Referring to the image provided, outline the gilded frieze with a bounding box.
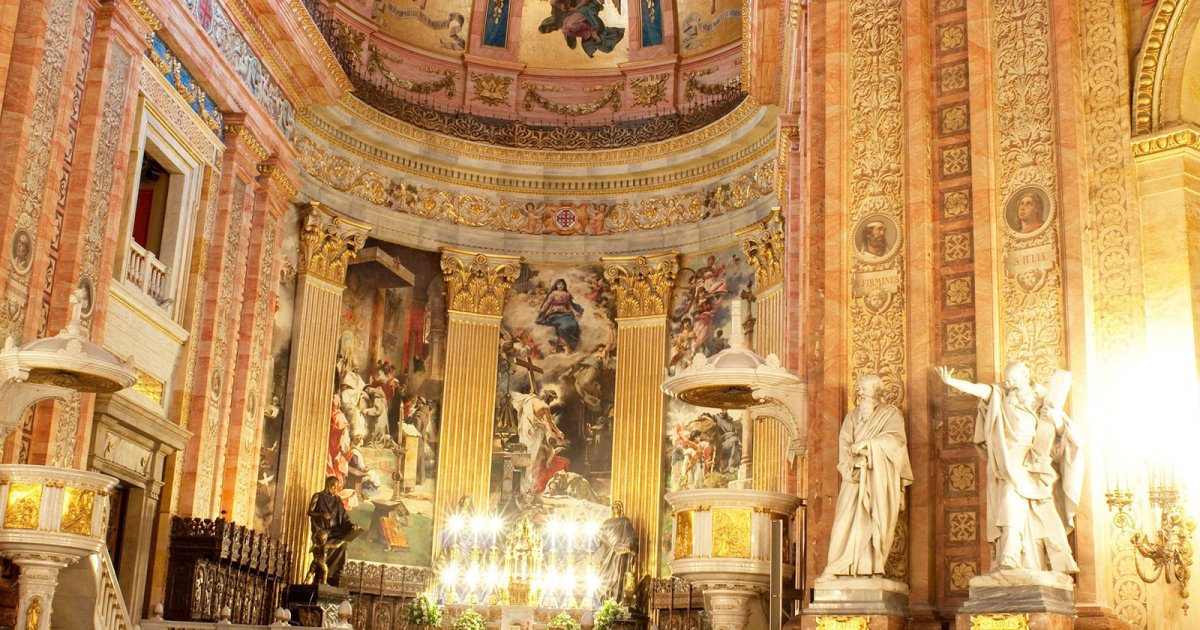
[991,0,1066,382]
[601,254,680,319]
[440,250,520,317]
[146,35,224,137]
[738,207,785,289]
[846,0,907,406]
[298,203,370,285]
[295,135,775,235]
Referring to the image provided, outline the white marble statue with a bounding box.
[822,374,913,577]
[936,362,1082,574]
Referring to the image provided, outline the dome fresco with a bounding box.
[315,0,747,148]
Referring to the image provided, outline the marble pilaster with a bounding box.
[275,202,368,583]
[601,252,678,578]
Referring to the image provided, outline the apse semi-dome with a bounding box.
[310,0,747,149]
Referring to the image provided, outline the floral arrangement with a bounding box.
[450,608,487,630]
[592,599,628,630]
[403,593,444,627]
[547,612,583,630]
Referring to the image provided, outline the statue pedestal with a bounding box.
[955,570,1075,630]
[285,584,349,627]
[801,576,909,629]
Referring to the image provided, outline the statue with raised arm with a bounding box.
[822,375,913,577]
[935,363,1082,574]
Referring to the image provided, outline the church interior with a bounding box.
[0,0,1197,628]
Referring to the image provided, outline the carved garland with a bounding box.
[601,255,679,319]
[522,82,624,116]
[684,69,742,101]
[367,46,458,98]
[991,0,1066,382]
[440,253,520,317]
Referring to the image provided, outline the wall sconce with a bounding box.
[1106,472,1197,614]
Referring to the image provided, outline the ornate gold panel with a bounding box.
[711,508,751,559]
[61,488,95,537]
[4,484,42,530]
[815,617,869,630]
[969,614,1029,630]
[675,511,693,559]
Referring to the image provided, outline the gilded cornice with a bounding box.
[1133,0,1188,135]
[297,202,369,284]
[601,253,680,319]
[219,0,308,108]
[225,124,270,162]
[325,94,770,168]
[257,163,299,197]
[283,0,354,95]
[440,250,522,317]
[737,207,785,290]
[127,0,162,32]
[1132,125,1200,157]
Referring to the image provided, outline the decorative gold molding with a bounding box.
[630,74,669,107]
[471,73,513,106]
[294,137,387,203]
[738,207,785,290]
[297,202,369,284]
[257,163,299,197]
[225,124,270,162]
[1132,125,1200,157]
[1133,0,1188,135]
[284,0,354,95]
[440,249,521,317]
[327,91,767,167]
[522,82,624,116]
[684,69,742,102]
[133,368,165,404]
[814,617,869,630]
[128,0,162,32]
[601,253,680,319]
[775,125,798,200]
[368,46,459,98]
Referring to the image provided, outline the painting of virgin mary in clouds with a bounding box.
[539,0,625,57]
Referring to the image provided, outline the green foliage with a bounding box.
[547,612,583,630]
[450,608,487,630]
[592,598,628,630]
[404,593,444,627]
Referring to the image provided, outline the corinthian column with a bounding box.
[431,249,521,543]
[601,253,678,577]
[738,209,790,492]
[275,203,368,582]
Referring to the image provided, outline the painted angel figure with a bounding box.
[935,363,1082,574]
[539,0,625,57]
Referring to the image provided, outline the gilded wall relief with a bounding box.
[332,244,446,567]
[990,0,1066,382]
[846,0,906,406]
[490,265,618,523]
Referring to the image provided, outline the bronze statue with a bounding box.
[597,500,637,604]
[307,476,362,586]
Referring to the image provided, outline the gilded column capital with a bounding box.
[297,202,369,285]
[601,253,680,319]
[738,208,785,290]
[440,249,522,317]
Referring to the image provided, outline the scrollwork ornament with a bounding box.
[439,252,520,317]
[738,208,785,290]
[298,203,369,284]
[601,254,679,319]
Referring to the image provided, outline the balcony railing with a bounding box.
[125,241,171,304]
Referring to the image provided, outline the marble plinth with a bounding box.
[805,576,910,617]
[954,612,1073,630]
[959,570,1075,617]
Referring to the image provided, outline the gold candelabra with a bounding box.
[1107,480,1197,614]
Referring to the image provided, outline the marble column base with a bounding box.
[805,575,910,617]
[956,569,1076,629]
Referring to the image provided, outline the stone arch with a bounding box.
[1133,0,1200,134]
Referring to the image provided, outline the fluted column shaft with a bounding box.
[275,203,368,583]
[431,250,521,545]
[602,253,679,577]
[739,211,789,492]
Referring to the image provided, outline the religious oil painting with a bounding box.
[660,245,753,571]
[490,265,618,524]
[330,242,447,567]
[853,214,898,261]
[1004,186,1052,237]
[538,0,626,57]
